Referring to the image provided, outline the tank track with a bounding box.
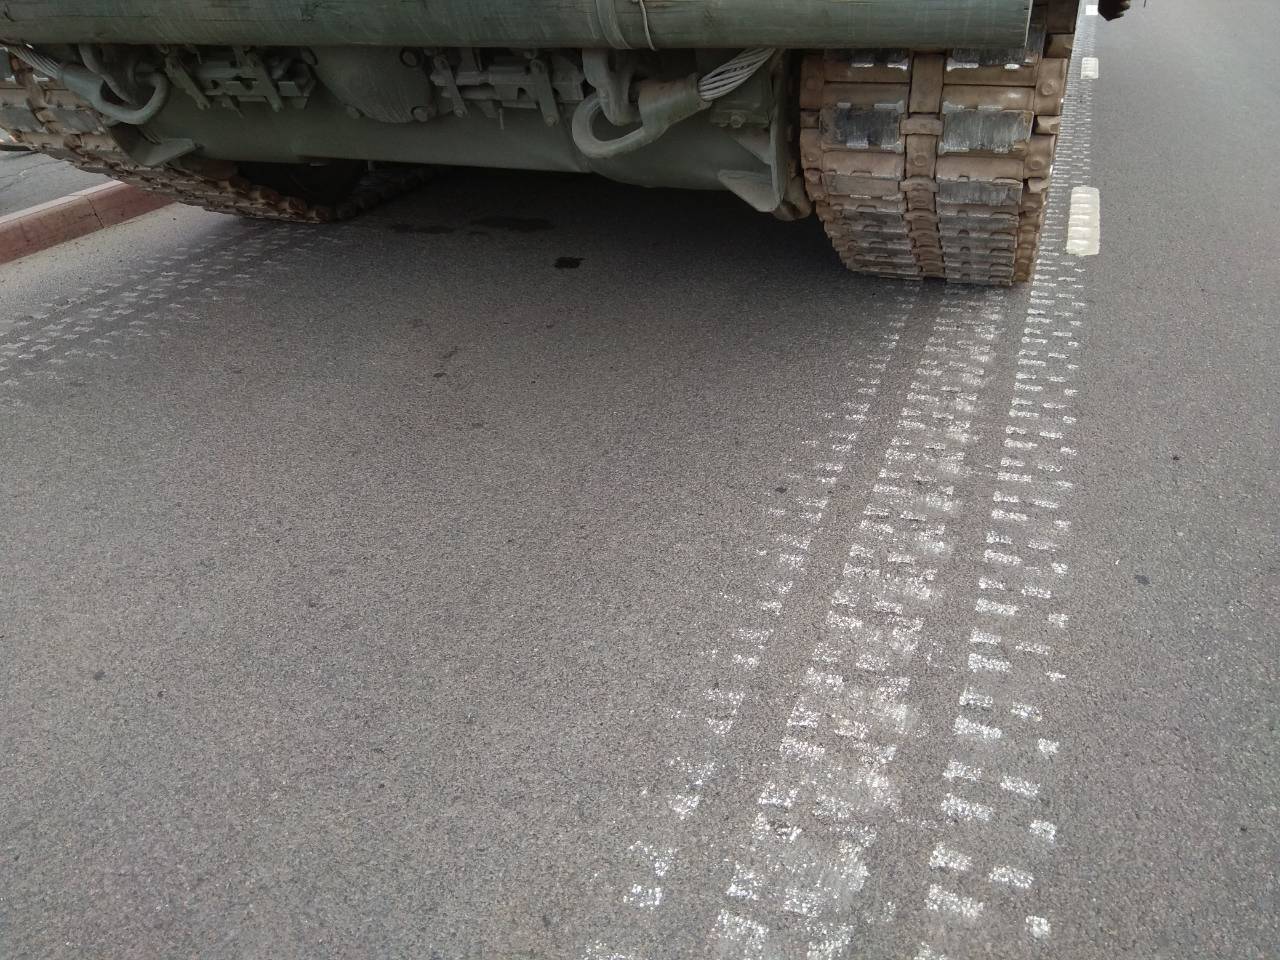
[800,0,1078,284]
[0,56,429,223]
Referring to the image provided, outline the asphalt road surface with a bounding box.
[1,3,1276,958]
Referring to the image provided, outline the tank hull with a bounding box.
[0,0,1090,286]
[143,89,752,195]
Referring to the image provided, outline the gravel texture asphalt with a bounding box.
[0,2,1275,958]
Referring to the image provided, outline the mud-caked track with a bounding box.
[800,0,1078,284]
[0,57,429,223]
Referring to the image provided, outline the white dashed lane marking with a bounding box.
[1066,187,1101,257]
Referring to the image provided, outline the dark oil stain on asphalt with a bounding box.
[555,257,583,270]
[390,223,456,235]
[471,216,553,233]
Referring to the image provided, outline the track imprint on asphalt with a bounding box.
[0,225,302,401]
[583,10,1099,959]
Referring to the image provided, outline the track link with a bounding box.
[800,0,1078,284]
[0,56,429,223]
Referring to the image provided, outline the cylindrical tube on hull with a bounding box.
[2,1,1032,50]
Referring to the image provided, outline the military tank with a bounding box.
[0,0,1128,284]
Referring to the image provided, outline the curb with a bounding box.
[0,181,172,265]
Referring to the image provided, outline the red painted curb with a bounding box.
[0,181,171,265]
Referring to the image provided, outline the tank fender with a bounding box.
[0,1,1034,50]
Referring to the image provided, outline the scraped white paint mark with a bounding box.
[1030,820,1057,843]
[582,942,642,960]
[1066,187,1101,256]
[714,910,768,950]
[989,865,1034,888]
[628,841,675,878]
[926,884,984,919]
[968,652,1011,674]
[940,793,992,822]
[958,688,994,711]
[1027,915,1052,939]
[975,597,1018,617]
[929,844,973,871]
[726,862,762,901]
[787,701,820,729]
[984,549,1022,566]
[758,780,798,809]
[779,736,824,761]
[1011,702,1043,722]
[943,759,982,781]
[623,884,664,909]
[1000,775,1040,799]
[1081,56,1099,79]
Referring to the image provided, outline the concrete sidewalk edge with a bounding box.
[0,181,172,266]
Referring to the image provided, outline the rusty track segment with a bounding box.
[800,0,1078,284]
[0,56,429,224]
